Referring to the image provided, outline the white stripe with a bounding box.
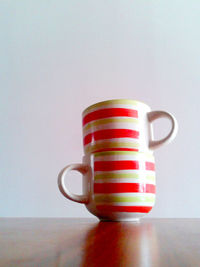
[94,154,154,162]
[145,170,156,175]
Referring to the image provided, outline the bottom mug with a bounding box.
[58,151,156,221]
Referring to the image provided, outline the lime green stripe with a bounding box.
[94,173,155,181]
[83,118,139,132]
[83,99,142,115]
[94,195,155,203]
[85,142,140,153]
[94,150,154,159]
[145,175,156,182]
[95,173,140,179]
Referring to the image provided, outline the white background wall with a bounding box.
[1,0,200,217]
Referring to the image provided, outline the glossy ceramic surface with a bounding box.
[82,99,178,154]
[58,151,156,221]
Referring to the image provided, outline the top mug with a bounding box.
[82,99,178,154]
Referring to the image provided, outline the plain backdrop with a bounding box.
[1,0,200,217]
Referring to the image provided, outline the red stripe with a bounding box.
[94,183,156,194]
[94,148,139,153]
[94,160,139,171]
[145,162,155,171]
[83,108,138,126]
[84,129,139,146]
[96,205,153,213]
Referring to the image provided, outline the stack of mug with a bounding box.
[58,99,178,221]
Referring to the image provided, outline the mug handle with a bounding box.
[148,110,178,150]
[58,163,91,204]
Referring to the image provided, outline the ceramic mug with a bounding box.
[82,99,178,154]
[58,151,156,221]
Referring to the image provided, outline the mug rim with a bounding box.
[83,150,154,161]
[82,99,150,116]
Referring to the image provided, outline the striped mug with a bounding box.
[58,151,156,221]
[82,99,178,154]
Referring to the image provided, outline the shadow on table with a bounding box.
[80,221,160,267]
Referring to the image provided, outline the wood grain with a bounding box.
[0,218,199,267]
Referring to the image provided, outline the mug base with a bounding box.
[85,205,149,222]
[99,217,140,222]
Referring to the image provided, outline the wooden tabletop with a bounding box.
[0,218,199,267]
